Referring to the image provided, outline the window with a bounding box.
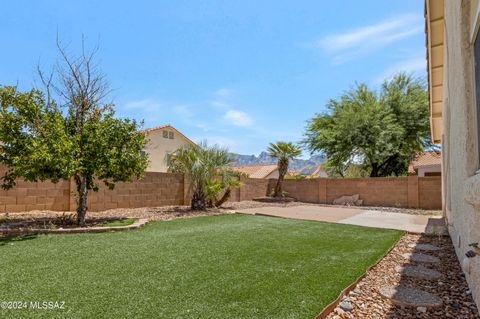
[162,130,168,138]
[475,29,480,166]
[166,152,172,166]
[168,131,174,139]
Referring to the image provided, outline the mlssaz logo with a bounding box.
[30,301,65,310]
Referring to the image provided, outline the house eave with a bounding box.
[425,0,445,144]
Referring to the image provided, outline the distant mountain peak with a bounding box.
[229,152,325,175]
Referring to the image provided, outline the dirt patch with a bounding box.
[0,206,231,228]
[0,215,135,231]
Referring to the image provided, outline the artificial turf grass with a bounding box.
[0,214,402,319]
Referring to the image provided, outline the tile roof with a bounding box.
[141,124,196,146]
[408,151,441,173]
[229,164,278,179]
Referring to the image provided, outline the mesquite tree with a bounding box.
[303,73,432,177]
[0,41,148,225]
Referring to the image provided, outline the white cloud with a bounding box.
[223,110,253,127]
[213,88,234,99]
[317,14,423,64]
[374,57,426,84]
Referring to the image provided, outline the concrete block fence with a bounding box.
[0,165,442,213]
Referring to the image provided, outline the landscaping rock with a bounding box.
[417,306,427,313]
[378,285,443,307]
[408,243,441,251]
[339,300,353,312]
[401,252,440,264]
[395,265,442,280]
[332,194,361,206]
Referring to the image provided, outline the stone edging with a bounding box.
[0,218,149,237]
[314,232,404,319]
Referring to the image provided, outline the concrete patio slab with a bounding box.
[236,205,445,234]
[237,205,365,222]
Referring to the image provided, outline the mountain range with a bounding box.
[229,152,326,175]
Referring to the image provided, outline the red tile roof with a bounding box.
[408,151,441,173]
[229,164,278,179]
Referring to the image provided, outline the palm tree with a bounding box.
[168,142,235,210]
[267,141,302,197]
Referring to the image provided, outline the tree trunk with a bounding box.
[370,163,379,177]
[273,159,288,197]
[215,188,231,207]
[191,189,207,210]
[76,175,88,226]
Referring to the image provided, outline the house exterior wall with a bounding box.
[440,0,480,307]
[144,128,193,172]
[417,164,441,177]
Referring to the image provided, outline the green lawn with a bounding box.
[0,214,402,319]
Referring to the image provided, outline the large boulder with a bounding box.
[332,194,363,206]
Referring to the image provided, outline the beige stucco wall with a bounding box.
[144,128,194,172]
[417,164,441,177]
[442,0,480,307]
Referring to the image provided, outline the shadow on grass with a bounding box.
[0,234,38,246]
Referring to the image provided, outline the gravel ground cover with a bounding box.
[326,233,479,319]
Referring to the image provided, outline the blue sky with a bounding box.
[1,1,426,156]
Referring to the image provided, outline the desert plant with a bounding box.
[212,170,242,207]
[267,141,302,197]
[168,142,238,210]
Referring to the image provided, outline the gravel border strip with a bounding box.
[325,234,479,318]
[0,218,149,237]
[314,232,403,319]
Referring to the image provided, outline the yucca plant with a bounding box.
[267,141,302,197]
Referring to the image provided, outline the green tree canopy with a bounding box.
[0,43,148,225]
[303,73,432,177]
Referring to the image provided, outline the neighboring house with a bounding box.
[142,125,196,172]
[425,0,480,306]
[408,152,442,177]
[229,164,279,179]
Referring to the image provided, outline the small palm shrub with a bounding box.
[168,142,240,210]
